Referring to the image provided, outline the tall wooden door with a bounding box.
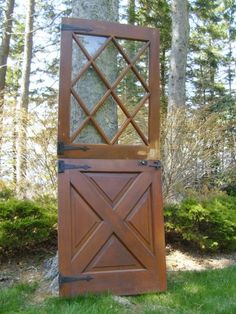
[58,18,166,296]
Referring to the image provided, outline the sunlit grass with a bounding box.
[0,266,236,314]
[135,266,236,314]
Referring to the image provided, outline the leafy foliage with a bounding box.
[165,193,236,252]
[0,198,57,253]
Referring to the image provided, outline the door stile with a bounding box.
[149,30,161,160]
[58,29,72,146]
[58,170,72,297]
[152,169,167,291]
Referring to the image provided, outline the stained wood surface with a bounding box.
[57,19,166,297]
[58,159,166,296]
[58,18,160,159]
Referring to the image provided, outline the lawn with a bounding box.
[0,266,236,314]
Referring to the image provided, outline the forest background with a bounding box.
[0,0,235,254]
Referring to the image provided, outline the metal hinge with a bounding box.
[58,160,91,173]
[138,160,161,169]
[61,24,93,32]
[59,274,93,286]
[57,142,90,155]
[149,160,161,169]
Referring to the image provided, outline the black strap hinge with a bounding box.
[59,274,93,285]
[57,142,90,155]
[58,160,91,173]
[61,24,93,32]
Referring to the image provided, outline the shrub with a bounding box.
[223,183,236,197]
[0,199,57,253]
[165,194,236,252]
[0,180,15,200]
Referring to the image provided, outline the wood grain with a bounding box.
[58,159,166,296]
[58,18,160,159]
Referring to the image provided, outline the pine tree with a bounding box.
[135,0,171,113]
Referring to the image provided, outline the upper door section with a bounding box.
[58,18,160,159]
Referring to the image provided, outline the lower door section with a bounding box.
[58,159,166,296]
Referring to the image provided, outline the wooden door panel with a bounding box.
[58,18,160,160]
[58,159,166,296]
[70,169,156,268]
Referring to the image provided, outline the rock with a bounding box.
[44,252,58,280]
[49,274,59,295]
[44,252,59,294]
[112,296,132,307]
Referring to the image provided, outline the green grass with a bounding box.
[1,266,236,314]
[135,266,236,314]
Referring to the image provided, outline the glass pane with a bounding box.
[69,36,150,147]
[133,100,149,140]
[93,95,119,141]
[76,35,108,56]
[117,106,127,129]
[71,39,88,81]
[95,41,128,84]
[73,121,104,144]
[115,69,147,114]
[117,123,143,145]
[116,39,147,60]
[70,94,87,136]
[135,48,149,84]
[73,66,107,112]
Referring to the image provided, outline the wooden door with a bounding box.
[58,18,160,160]
[58,159,166,296]
[57,18,166,296]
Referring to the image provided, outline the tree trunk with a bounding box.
[0,0,15,174]
[16,0,35,198]
[160,48,168,115]
[72,0,119,21]
[168,0,189,109]
[71,0,119,144]
[163,0,189,201]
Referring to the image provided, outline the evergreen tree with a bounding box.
[135,0,171,113]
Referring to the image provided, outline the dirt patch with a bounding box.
[0,253,52,289]
[166,246,236,271]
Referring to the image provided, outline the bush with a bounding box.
[223,183,236,197]
[0,180,15,200]
[165,193,236,252]
[0,199,57,253]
